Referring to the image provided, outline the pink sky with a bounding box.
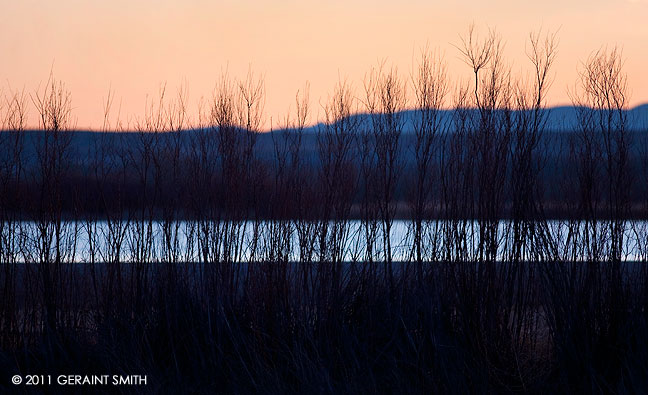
[1,0,646,130]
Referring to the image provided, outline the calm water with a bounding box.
[3,220,648,263]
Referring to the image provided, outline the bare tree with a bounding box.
[571,47,629,263]
[364,63,407,286]
[316,79,359,298]
[0,87,27,346]
[458,25,511,262]
[509,30,558,262]
[157,84,188,265]
[441,83,474,263]
[237,69,265,263]
[410,46,448,271]
[266,84,310,264]
[29,73,76,332]
[91,89,131,316]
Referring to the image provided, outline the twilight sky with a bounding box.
[1,0,646,130]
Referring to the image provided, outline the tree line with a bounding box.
[1,26,648,393]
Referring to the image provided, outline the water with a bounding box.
[2,219,647,263]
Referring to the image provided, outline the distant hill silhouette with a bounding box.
[6,104,648,165]
[8,104,648,137]
[301,104,648,134]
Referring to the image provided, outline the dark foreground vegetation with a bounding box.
[1,26,648,393]
[3,260,648,393]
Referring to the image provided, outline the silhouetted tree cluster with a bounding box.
[1,27,648,393]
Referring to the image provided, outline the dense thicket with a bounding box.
[1,28,648,393]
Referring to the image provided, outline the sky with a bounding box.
[1,0,647,130]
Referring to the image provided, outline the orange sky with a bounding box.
[1,0,646,130]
